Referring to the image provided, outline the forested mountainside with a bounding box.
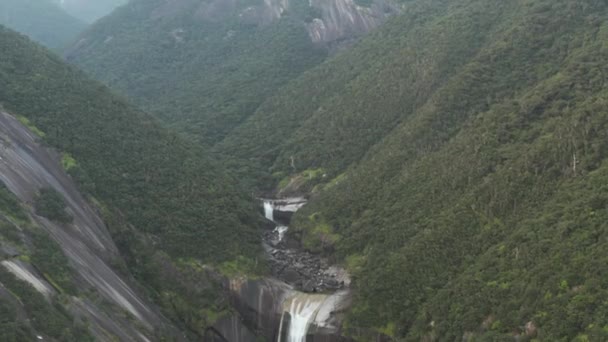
[0,0,85,50]
[51,0,127,23]
[0,26,265,339]
[52,0,608,340]
[224,0,607,339]
[65,0,399,146]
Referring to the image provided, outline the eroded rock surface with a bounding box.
[226,277,352,341]
[150,0,399,44]
[261,198,351,293]
[0,111,183,341]
[306,0,400,43]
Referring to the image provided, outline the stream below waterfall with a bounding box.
[260,199,351,342]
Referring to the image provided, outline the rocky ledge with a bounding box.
[261,198,350,293]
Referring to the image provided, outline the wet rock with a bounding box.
[211,314,258,342]
[281,269,302,284]
[0,243,19,258]
[303,280,316,293]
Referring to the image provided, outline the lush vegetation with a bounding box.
[34,187,73,224]
[0,25,262,263]
[0,184,93,340]
[265,0,608,340]
[0,25,265,337]
[66,0,327,146]
[0,0,85,50]
[0,267,93,341]
[6,0,608,339]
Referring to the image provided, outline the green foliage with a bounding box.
[0,25,262,263]
[0,267,93,340]
[222,0,608,339]
[16,0,608,339]
[67,0,327,147]
[61,153,78,171]
[30,229,77,295]
[0,25,266,337]
[0,0,85,50]
[276,168,328,194]
[34,188,72,224]
[299,213,341,254]
[217,255,264,278]
[16,116,45,138]
[0,183,27,223]
[0,300,33,341]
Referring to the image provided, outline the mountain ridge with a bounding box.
[65,0,401,147]
[0,24,264,339]
[0,0,86,50]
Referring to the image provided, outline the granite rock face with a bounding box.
[0,110,183,341]
[306,0,400,43]
[151,0,399,44]
[224,277,353,342]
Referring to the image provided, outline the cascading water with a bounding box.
[278,293,328,342]
[275,226,288,242]
[259,197,350,341]
[264,201,274,221]
[265,201,289,244]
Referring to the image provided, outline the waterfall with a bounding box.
[275,226,288,242]
[264,201,274,221]
[278,294,327,342]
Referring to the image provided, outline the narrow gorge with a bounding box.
[212,198,353,342]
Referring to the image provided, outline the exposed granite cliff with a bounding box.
[306,0,400,43]
[0,110,183,341]
[150,0,399,44]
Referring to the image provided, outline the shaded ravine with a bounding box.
[261,198,351,342]
[262,198,350,293]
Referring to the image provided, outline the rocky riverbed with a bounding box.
[261,199,350,293]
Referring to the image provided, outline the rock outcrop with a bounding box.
[306,0,400,43]
[225,277,353,341]
[152,0,399,44]
[0,110,183,341]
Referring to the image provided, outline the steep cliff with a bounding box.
[306,0,399,44]
[0,110,183,340]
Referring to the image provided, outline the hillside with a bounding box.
[0,0,86,50]
[0,25,265,339]
[65,0,399,146]
[220,0,608,339]
[58,0,608,339]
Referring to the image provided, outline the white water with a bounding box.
[275,226,289,242]
[264,201,274,221]
[278,294,327,342]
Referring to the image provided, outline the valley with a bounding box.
[1,0,608,341]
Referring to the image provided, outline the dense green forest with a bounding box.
[7,0,608,339]
[0,25,266,337]
[0,0,85,50]
[66,0,327,146]
[269,0,608,340]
